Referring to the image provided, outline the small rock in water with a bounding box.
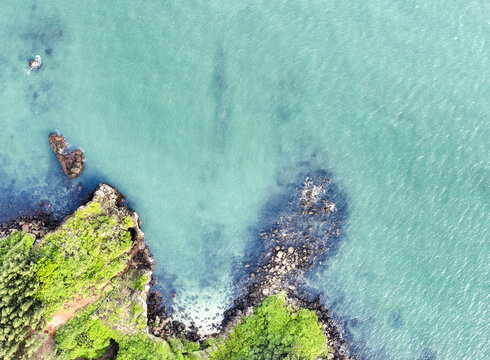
[49,133,84,178]
[29,55,42,72]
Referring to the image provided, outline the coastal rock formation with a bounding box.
[221,175,353,360]
[147,287,200,342]
[1,182,353,359]
[29,55,42,72]
[49,133,84,178]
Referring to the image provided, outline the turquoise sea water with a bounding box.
[0,1,488,358]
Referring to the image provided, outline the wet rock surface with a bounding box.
[221,175,354,360]
[49,133,84,178]
[147,174,354,358]
[0,200,58,240]
[147,288,200,343]
[29,55,42,72]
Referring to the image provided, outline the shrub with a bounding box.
[55,304,175,360]
[210,293,327,360]
[117,335,173,360]
[35,202,134,314]
[55,313,116,360]
[132,274,148,291]
[0,232,45,360]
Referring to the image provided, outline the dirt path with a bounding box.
[33,295,100,360]
[48,295,99,334]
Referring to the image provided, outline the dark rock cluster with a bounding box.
[147,288,200,342]
[221,176,353,360]
[0,200,58,240]
[49,133,84,179]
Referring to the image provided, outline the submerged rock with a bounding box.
[29,55,42,72]
[49,133,84,178]
[1,181,353,359]
[221,175,353,359]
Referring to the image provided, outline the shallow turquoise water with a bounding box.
[0,1,488,358]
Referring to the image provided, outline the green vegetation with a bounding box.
[35,202,134,315]
[132,274,148,291]
[116,336,172,360]
[55,314,116,360]
[0,232,45,360]
[54,292,328,360]
[0,189,330,360]
[0,194,139,359]
[54,265,175,360]
[55,299,180,360]
[210,293,327,360]
[92,271,148,334]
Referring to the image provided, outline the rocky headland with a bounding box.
[219,175,353,360]
[148,175,354,359]
[0,181,354,359]
[0,184,155,359]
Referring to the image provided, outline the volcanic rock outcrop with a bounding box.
[49,133,84,178]
[222,175,353,359]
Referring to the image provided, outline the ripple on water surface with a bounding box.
[0,1,488,359]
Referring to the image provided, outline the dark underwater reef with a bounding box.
[147,170,355,359]
[0,183,343,359]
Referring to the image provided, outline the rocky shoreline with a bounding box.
[0,201,58,241]
[1,180,354,359]
[147,175,354,359]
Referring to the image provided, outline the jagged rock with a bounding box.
[49,133,84,178]
[218,176,352,360]
[29,55,42,72]
[0,213,55,240]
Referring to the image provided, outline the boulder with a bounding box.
[49,133,84,178]
[29,55,42,72]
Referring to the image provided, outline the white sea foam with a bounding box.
[171,285,233,335]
